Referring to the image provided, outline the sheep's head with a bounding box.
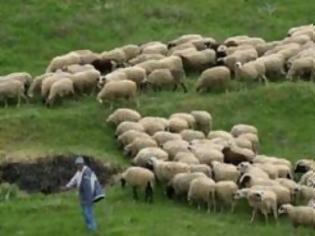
[165,183,175,199]
[294,159,315,173]
[238,173,252,188]
[233,189,248,200]
[237,162,251,173]
[278,204,292,215]
[235,62,242,69]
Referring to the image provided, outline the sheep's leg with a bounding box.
[273,206,278,224]
[207,199,211,214]
[180,82,188,93]
[132,187,138,200]
[135,97,140,108]
[262,75,269,86]
[250,208,257,223]
[263,211,268,224]
[145,182,153,203]
[212,192,216,212]
[230,201,236,213]
[4,99,8,108]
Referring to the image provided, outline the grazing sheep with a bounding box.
[117,66,147,87]
[188,176,216,212]
[98,71,127,87]
[97,80,138,108]
[238,173,277,189]
[147,157,190,183]
[120,166,155,202]
[117,130,151,147]
[139,117,168,135]
[168,34,203,47]
[253,163,293,180]
[46,52,81,72]
[1,72,33,90]
[136,60,163,75]
[190,164,212,177]
[286,57,315,81]
[256,54,286,79]
[295,185,315,204]
[180,129,205,143]
[276,178,299,201]
[299,170,315,186]
[170,113,196,129]
[124,137,157,158]
[129,54,165,65]
[115,121,144,136]
[0,80,27,107]
[234,136,253,150]
[278,204,315,229]
[91,58,116,74]
[141,42,168,55]
[27,73,53,98]
[70,69,101,95]
[41,72,71,99]
[215,181,238,212]
[222,146,255,165]
[294,159,315,174]
[132,147,169,167]
[46,78,75,106]
[196,66,231,93]
[145,68,187,92]
[106,108,142,126]
[191,147,224,165]
[238,133,259,153]
[174,152,200,165]
[152,131,182,146]
[166,172,207,200]
[254,155,292,170]
[208,130,234,142]
[162,139,190,159]
[235,61,268,84]
[180,49,216,72]
[101,48,127,66]
[230,124,258,137]
[238,162,269,179]
[121,44,141,61]
[211,161,240,183]
[71,49,100,64]
[190,110,212,134]
[168,117,190,133]
[63,64,95,74]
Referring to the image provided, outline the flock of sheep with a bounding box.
[110,108,315,231]
[2,24,315,107]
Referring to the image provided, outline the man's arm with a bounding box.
[63,172,79,190]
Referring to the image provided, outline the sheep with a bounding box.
[117,130,151,148]
[46,52,81,72]
[97,80,137,108]
[136,60,163,75]
[145,68,187,92]
[295,185,315,204]
[159,56,185,78]
[222,146,255,165]
[120,166,155,202]
[180,49,216,72]
[180,129,205,143]
[46,78,75,106]
[208,130,234,142]
[190,110,212,134]
[1,72,33,90]
[115,121,145,136]
[211,161,240,183]
[132,147,169,167]
[91,58,116,74]
[234,136,253,150]
[98,71,127,87]
[116,66,147,87]
[168,34,203,47]
[275,178,299,201]
[106,108,142,126]
[215,181,238,212]
[27,73,53,98]
[124,137,157,158]
[299,170,315,186]
[121,44,141,61]
[254,163,293,180]
[170,113,196,129]
[286,57,315,81]
[41,72,72,99]
[190,164,212,177]
[238,173,278,189]
[63,64,95,74]
[235,61,268,84]
[238,162,269,178]
[101,48,127,66]
[141,42,168,55]
[196,66,231,93]
[147,157,190,183]
[191,147,224,165]
[70,69,101,95]
[166,172,207,200]
[187,176,216,212]
[139,117,168,135]
[168,117,190,133]
[256,54,286,79]
[71,49,100,65]
[129,54,165,65]
[253,155,292,170]
[162,139,190,159]
[174,152,200,165]
[288,24,315,36]
[0,80,28,107]
[152,131,182,146]
[278,204,315,229]
[238,133,259,153]
[294,159,315,174]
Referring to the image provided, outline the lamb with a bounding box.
[106,108,142,126]
[190,110,212,134]
[211,161,240,183]
[46,78,75,106]
[124,137,157,157]
[235,61,268,84]
[174,152,200,165]
[97,80,137,108]
[286,57,315,81]
[120,166,155,202]
[152,131,182,146]
[180,49,216,72]
[145,68,187,92]
[162,139,190,159]
[117,130,151,148]
[278,204,315,229]
[46,52,81,72]
[196,66,231,93]
[115,121,145,136]
[147,157,190,183]
[187,176,216,212]
[132,147,169,167]
[180,129,205,143]
[70,69,101,95]
[139,117,168,135]
[0,80,28,107]
[166,172,207,200]
[215,181,238,212]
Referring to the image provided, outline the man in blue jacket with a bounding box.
[64,156,105,232]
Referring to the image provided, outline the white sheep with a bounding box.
[0,80,27,107]
[162,139,190,159]
[180,129,205,143]
[190,110,212,135]
[211,161,240,183]
[132,147,169,167]
[106,108,142,126]
[152,131,182,146]
[174,152,200,165]
[235,61,268,84]
[46,78,75,106]
[215,181,238,212]
[180,49,216,72]
[115,121,145,136]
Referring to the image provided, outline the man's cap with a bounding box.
[75,156,85,165]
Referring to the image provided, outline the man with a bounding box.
[63,156,105,232]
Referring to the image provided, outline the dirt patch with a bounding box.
[0,154,121,194]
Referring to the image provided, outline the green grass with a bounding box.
[1,0,315,235]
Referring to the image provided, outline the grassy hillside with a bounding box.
[1,0,315,235]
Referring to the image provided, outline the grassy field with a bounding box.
[1,0,315,235]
